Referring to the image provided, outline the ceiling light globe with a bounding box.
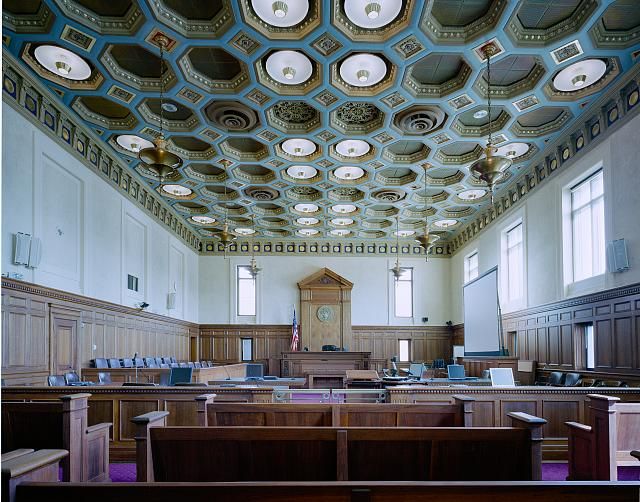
[473,109,488,119]
[572,74,587,87]
[365,2,381,19]
[55,61,71,75]
[357,69,370,82]
[282,66,296,80]
[161,102,178,113]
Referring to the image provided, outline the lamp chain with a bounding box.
[486,47,492,146]
[159,43,165,137]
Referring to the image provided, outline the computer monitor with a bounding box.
[245,363,264,378]
[408,363,424,378]
[447,364,465,379]
[489,368,515,387]
[169,367,193,385]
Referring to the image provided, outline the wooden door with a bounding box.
[50,307,80,374]
[190,336,198,362]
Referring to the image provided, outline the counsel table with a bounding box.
[81,363,250,384]
[207,377,306,387]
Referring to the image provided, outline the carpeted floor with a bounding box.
[107,462,640,482]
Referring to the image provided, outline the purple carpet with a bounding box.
[107,462,640,482]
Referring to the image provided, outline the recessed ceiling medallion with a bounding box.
[344,0,402,29]
[553,59,607,91]
[251,0,310,27]
[266,50,313,85]
[339,53,387,87]
[34,45,91,80]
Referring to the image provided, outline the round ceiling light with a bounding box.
[251,0,309,27]
[281,138,317,156]
[433,219,457,228]
[161,184,192,196]
[330,229,351,237]
[331,204,357,214]
[286,165,318,179]
[191,216,216,225]
[331,217,354,226]
[495,142,530,159]
[473,109,488,119]
[335,139,370,157]
[34,45,92,80]
[297,217,319,225]
[161,102,178,113]
[234,227,255,235]
[339,53,387,87]
[298,228,319,236]
[265,50,313,85]
[395,230,415,237]
[553,59,607,92]
[294,203,319,213]
[333,166,365,180]
[458,189,486,201]
[344,0,402,28]
[116,134,154,153]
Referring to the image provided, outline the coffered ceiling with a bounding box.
[3,0,640,249]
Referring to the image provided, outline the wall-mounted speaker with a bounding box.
[167,292,176,310]
[13,233,31,265]
[27,237,42,268]
[608,238,630,273]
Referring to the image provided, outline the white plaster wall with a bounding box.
[450,113,640,323]
[198,254,452,326]
[1,105,199,322]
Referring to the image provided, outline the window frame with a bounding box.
[398,339,411,362]
[499,212,527,312]
[241,337,253,362]
[393,266,414,319]
[236,264,257,319]
[464,251,479,284]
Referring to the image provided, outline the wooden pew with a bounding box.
[2,449,68,502]
[16,482,639,502]
[145,414,545,482]
[566,393,640,480]
[1,393,111,482]
[195,395,474,427]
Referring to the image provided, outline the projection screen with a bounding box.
[463,266,501,355]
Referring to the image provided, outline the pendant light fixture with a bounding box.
[217,183,237,255]
[390,215,403,281]
[138,36,183,181]
[469,45,512,203]
[248,215,261,278]
[415,165,439,260]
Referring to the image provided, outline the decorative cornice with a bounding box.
[1,278,198,328]
[2,49,202,252]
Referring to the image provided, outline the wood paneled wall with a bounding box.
[1,279,196,385]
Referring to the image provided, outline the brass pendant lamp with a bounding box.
[415,165,439,260]
[469,45,512,203]
[248,215,261,278]
[138,36,183,180]
[390,215,403,281]
[217,183,237,254]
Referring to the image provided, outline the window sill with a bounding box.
[565,273,606,298]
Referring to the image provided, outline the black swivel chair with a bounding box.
[178,362,188,368]
[169,367,193,385]
[47,375,66,386]
[186,362,195,368]
[162,357,172,365]
[121,358,133,368]
[547,371,565,386]
[97,372,112,384]
[194,362,202,368]
[155,357,164,367]
[64,371,80,385]
[108,358,121,368]
[133,357,144,368]
[144,357,157,368]
[92,358,109,369]
[563,372,581,387]
[433,359,446,369]
[169,363,179,368]
[170,357,177,363]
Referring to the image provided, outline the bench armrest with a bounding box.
[195,394,217,426]
[566,421,592,433]
[132,411,169,482]
[1,449,68,478]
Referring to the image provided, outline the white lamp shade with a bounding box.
[34,45,92,80]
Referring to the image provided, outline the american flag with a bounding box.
[290,308,299,351]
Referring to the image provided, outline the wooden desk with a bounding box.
[207,378,306,388]
[280,352,370,379]
[462,356,519,377]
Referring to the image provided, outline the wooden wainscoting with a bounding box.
[1,279,196,385]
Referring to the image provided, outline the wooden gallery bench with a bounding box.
[566,393,640,480]
[2,449,68,502]
[137,413,546,482]
[15,481,639,502]
[195,395,475,427]
[1,393,111,482]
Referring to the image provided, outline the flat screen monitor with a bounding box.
[447,364,465,379]
[245,363,264,378]
[408,363,424,378]
[169,367,193,385]
[490,368,515,387]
